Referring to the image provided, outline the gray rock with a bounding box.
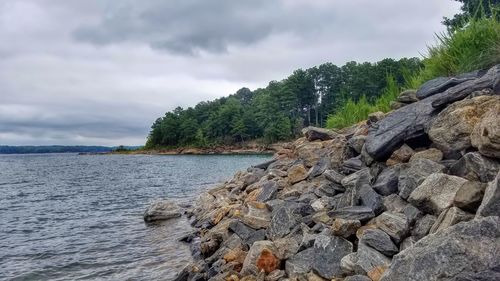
[358,184,384,215]
[267,206,298,240]
[143,199,182,222]
[329,206,375,222]
[273,237,300,260]
[383,194,408,213]
[341,252,365,275]
[361,229,399,256]
[376,211,410,244]
[408,173,467,215]
[343,156,365,173]
[477,171,500,217]
[397,89,418,103]
[341,168,373,189]
[229,221,266,247]
[332,218,361,238]
[251,159,277,170]
[453,181,487,212]
[312,234,353,279]
[323,169,346,184]
[450,152,499,183]
[415,70,482,100]
[256,181,278,202]
[373,167,400,196]
[398,159,445,199]
[302,126,339,141]
[368,111,386,125]
[411,214,437,240]
[429,207,473,234]
[314,181,344,197]
[380,216,500,281]
[399,236,417,252]
[390,100,406,110]
[356,242,392,274]
[307,157,330,179]
[403,204,422,225]
[345,275,372,281]
[285,247,315,277]
[349,135,367,154]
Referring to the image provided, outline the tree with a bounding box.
[443,0,500,31]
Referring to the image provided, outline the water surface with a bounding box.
[0,153,271,280]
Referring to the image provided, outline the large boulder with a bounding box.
[312,234,354,279]
[302,126,339,141]
[143,199,182,222]
[415,70,482,99]
[428,95,499,152]
[398,159,445,200]
[380,216,500,281]
[471,104,500,158]
[476,171,500,217]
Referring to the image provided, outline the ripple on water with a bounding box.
[0,153,271,280]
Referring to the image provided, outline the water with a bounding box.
[0,153,271,280]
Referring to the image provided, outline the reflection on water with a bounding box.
[0,153,270,280]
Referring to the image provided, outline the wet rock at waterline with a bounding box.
[143,200,182,222]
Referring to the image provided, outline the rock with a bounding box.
[380,216,500,281]
[256,248,280,274]
[409,148,443,163]
[252,159,277,170]
[476,171,500,217]
[296,137,348,168]
[429,206,473,234]
[273,237,300,260]
[314,181,343,197]
[356,242,392,274]
[360,229,399,256]
[307,157,330,179]
[471,104,500,158]
[143,199,181,222]
[331,218,361,238]
[358,185,384,215]
[368,265,388,281]
[341,168,372,189]
[386,144,414,166]
[345,275,372,281]
[390,101,406,110]
[329,206,375,222]
[265,270,285,281]
[411,214,437,240]
[397,90,418,103]
[229,221,266,247]
[343,156,365,173]
[341,253,365,276]
[240,202,271,229]
[223,247,247,265]
[408,173,468,215]
[449,152,499,182]
[256,181,278,203]
[312,235,353,279]
[323,169,346,184]
[453,181,487,212]
[372,167,400,196]
[285,247,315,277]
[402,204,422,225]
[415,70,481,100]
[241,241,277,275]
[267,206,298,240]
[349,135,367,154]
[382,194,408,213]
[398,159,445,199]
[368,111,386,125]
[376,212,410,244]
[288,164,308,184]
[399,236,417,252]
[428,95,499,152]
[302,126,338,141]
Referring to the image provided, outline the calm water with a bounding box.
[0,153,271,281]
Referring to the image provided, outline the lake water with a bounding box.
[0,153,271,280]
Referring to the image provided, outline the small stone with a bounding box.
[349,135,367,154]
[386,144,414,166]
[343,156,365,173]
[360,229,399,256]
[312,235,353,279]
[341,168,372,189]
[409,148,443,163]
[453,181,487,212]
[411,214,437,240]
[376,212,410,244]
[265,270,285,281]
[341,253,365,276]
[476,171,500,217]
[372,167,400,196]
[368,111,386,125]
[323,169,346,184]
[402,204,422,225]
[273,237,300,260]
[390,100,406,110]
[429,206,473,234]
[367,265,388,281]
[397,89,418,103]
[382,194,408,213]
[240,202,271,229]
[143,199,181,222]
[329,206,375,222]
[288,164,308,184]
[358,185,384,215]
[331,218,361,238]
[285,248,315,277]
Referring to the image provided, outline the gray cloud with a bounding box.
[0,0,461,145]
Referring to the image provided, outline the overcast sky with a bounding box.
[0,0,461,146]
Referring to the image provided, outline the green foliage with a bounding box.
[443,0,500,31]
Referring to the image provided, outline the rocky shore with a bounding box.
[173,64,500,280]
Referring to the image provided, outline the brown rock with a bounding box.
[429,206,473,234]
[368,265,388,281]
[386,144,414,166]
[256,249,280,274]
[332,218,362,238]
[409,148,443,163]
[471,104,500,158]
[287,164,308,184]
[453,181,487,212]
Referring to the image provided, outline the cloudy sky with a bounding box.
[0,0,461,146]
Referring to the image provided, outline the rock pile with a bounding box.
[175,65,500,281]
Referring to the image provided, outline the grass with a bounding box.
[327,15,500,129]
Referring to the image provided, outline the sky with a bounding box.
[0,0,461,146]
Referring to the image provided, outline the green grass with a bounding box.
[327,15,500,129]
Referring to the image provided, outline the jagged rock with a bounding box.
[376,212,410,244]
[453,181,487,212]
[302,126,338,141]
[428,95,500,152]
[402,204,422,225]
[273,237,300,260]
[360,229,399,256]
[380,216,500,281]
[296,137,348,168]
[408,173,468,215]
[341,253,365,276]
[471,105,500,158]
[229,221,266,247]
[355,242,392,274]
[241,241,278,275]
[415,70,481,100]
[252,159,277,170]
[240,202,271,229]
[411,214,437,240]
[256,181,278,203]
[399,236,417,252]
[358,185,384,215]
[307,157,330,179]
[386,144,414,166]
[329,206,375,222]
[311,235,353,279]
[341,168,372,189]
[143,199,181,222]
[311,196,337,211]
[382,194,408,213]
[331,218,361,238]
[372,167,400,196]
[398,159,445,199]
[267,206,298,240]
[397,90,418,103]
[429,206,473,234]
[345,275,372,281]
[409,148,443,163]
[285,247,315,277]
[390,101,406,110]
[477,171,500,217]
[368,111,386,125]
[314,181,343,197]
[343,156,365,173]
[288,164,308,184]
[449,152,499,182]
[323,169,346,184]
[349,135,367,154]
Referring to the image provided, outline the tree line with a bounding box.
[145,58,422,148]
